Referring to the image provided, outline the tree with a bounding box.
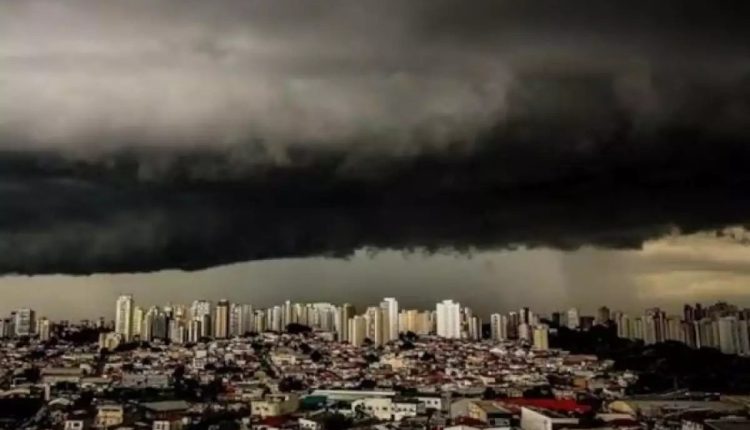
[399,340,415,350]
[359,379,376,390]
[420,352,435,362]
[321,413,352,430]
[286,323,312,335]
[173,365,186,381]
[482,387,497,399]
[310,350,323,362]
[73,391,94,409]
[278,377,306,392]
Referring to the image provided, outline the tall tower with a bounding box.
[240,304,255,334]
[380,298,399,341]
[132,306,144,341]
[115,295,134,341]
[38,317,51,341]
[718,316,739,355]
[567,308,580,330]
[348,316,367,347]
[596,306,611,325]
[14,309,36,337]
[436,300,461,339]
[490,313,508,341]
[214,300,230,338]
[284,300,294,326]
[519,307,530,325]
[337,304,355,342]
[533,325,550,350]
[364,307,385,346]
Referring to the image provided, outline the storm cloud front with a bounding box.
[1,0,750,274]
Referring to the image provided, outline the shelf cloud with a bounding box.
[1,0,749,274]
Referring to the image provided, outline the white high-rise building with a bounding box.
[468,316,482,340]
[490,313,509,341]
[190,300,213,337]
[718,317,739,355]
[132,306,144,341]
[566,308,580,330]
[401,309,431,335]
[737,320,750,356]
[644,314,658,345]
[142,306,159,342]
[283,300,294,326]
[254,311,266,333]
[240,304,255,334]
[115,295,134,341]
[188,320,202,343]
[533,325,550,350]
[229,303,242,337]
[170,320,187,344]
[337,304,355,342]
[365,306,385,346]
[14,308,36,337]
[381,298,399,341]
[270,306,283,332]
[38,318,51,341]
[616,314,631,339]
[214,300,230,338]
[518,323,531,342]
[348,316,367,347]
[436,300,461,339]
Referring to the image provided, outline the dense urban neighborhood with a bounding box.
[0,297,749,430]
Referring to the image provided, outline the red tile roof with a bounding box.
[497,398,592,414]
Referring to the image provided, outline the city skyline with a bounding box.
[4,228,750,320]
[5,292,750,357]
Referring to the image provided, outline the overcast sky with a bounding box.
[1,1,750,315]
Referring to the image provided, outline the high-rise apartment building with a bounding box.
[38,317,51,341]
[520,307,530,325]
[337,303,355,342]
[14,308,36,337]
[468,316,482,340]
[566,308,580,330]
[115,295,134,341]
[490,313,508,341]
[348,315,367,347]
[365,306,385,346]
[240,304,255,334]
[436,300,461,339]
[533,325,550,350]
[190,300,213,337]
[132,306,144,341]
[380,298,399,341]
[596,306,611,325]
[718,317,739,355]
[214,300,230,339]
[401,309,431,335]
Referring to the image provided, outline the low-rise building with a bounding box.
[251,394,300,418]
[95,404,125,428]
[519,406,578,430]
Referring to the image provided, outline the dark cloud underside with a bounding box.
[1,0,749,274]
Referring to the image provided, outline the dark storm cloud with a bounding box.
[1,0,750,274]
[3,144,750,274]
